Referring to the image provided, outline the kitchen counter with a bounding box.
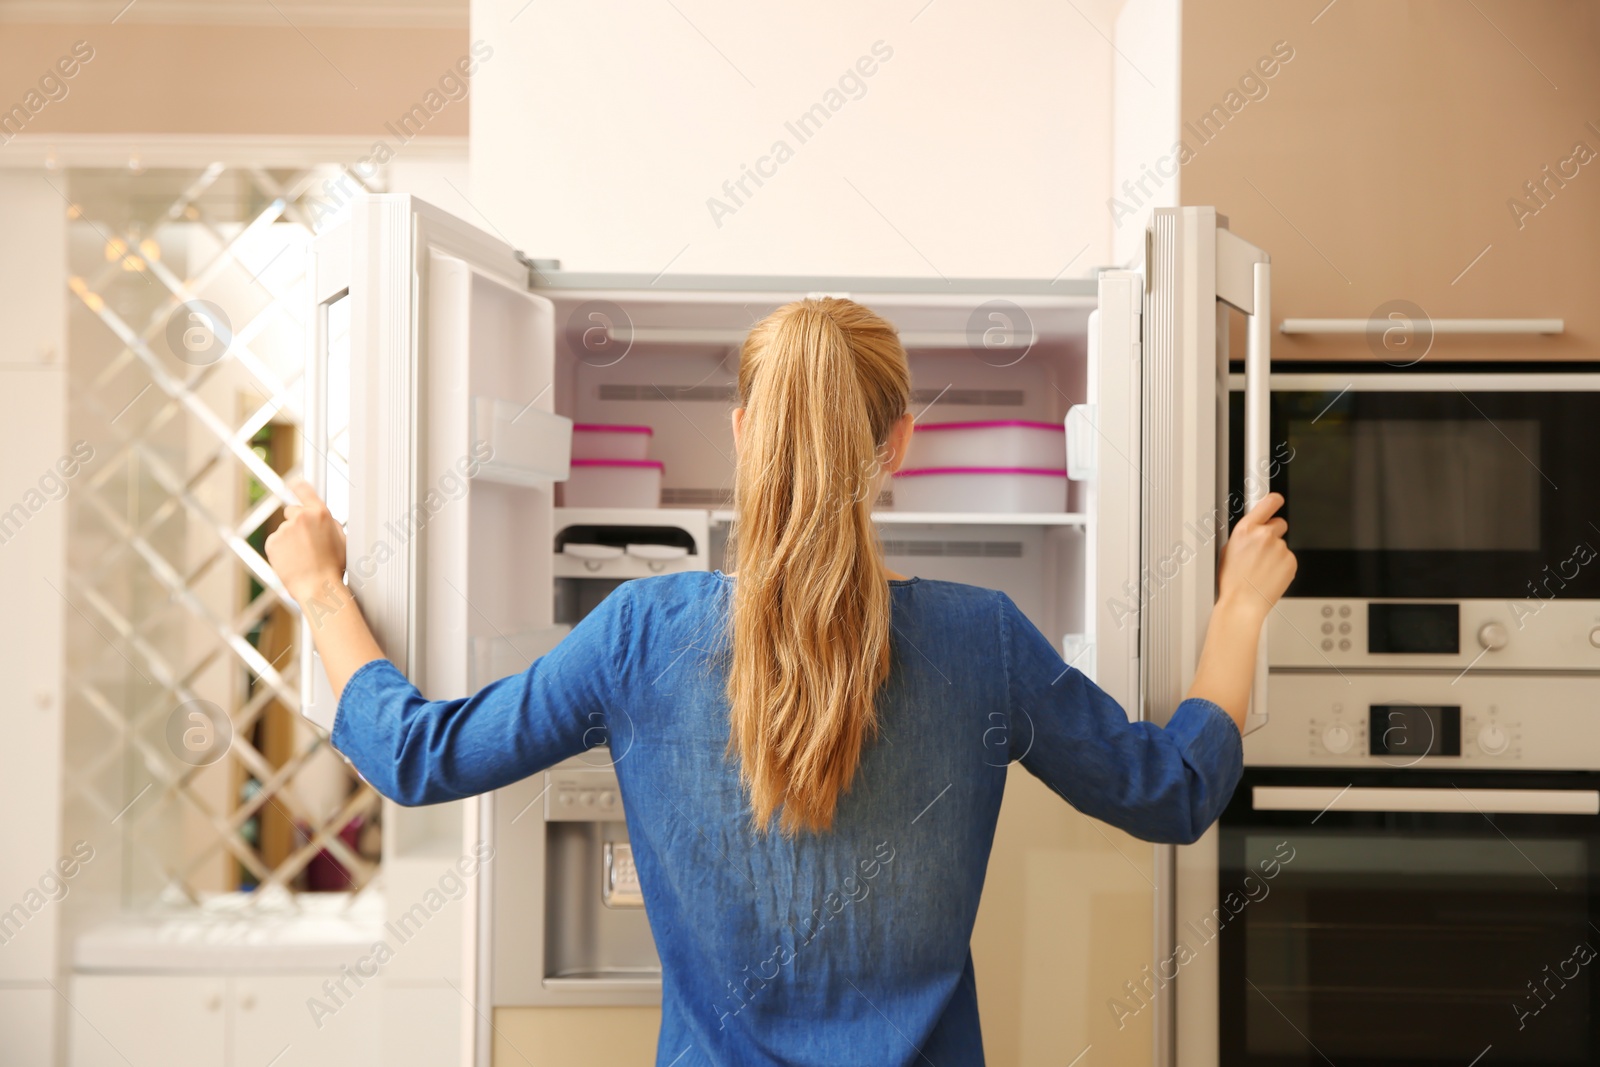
[73,888,385,973]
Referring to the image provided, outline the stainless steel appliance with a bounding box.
[1201,365,1600,1065]
[1229,367,1600,671]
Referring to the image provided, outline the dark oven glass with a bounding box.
[1227,385,1600,598]
[1218,768,1600,1067]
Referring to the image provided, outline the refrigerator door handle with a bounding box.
[1214,227,1272,736]
[1241,260,1271,735]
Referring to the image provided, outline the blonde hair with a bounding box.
[726,297,911,835]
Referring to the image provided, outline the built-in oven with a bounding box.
[1219,764,1600,1066]
[1202,364,1600,1066]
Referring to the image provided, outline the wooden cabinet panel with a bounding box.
[1179,1,1600,362]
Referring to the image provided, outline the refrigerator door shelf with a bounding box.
[471,397,573,487]
[1064,403,1096,481]
[469,626,571,690]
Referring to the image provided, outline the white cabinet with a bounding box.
[380,984,463,1066]
[0,170,66,366]
[71,975,226,1067]
[69,974,381,1067]
[0,987,56,1066]
[0,369,67,988]
[234,975,380,1067]
[0,182,69,1067]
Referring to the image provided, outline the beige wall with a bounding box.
[1180,0,1600,361]
[0,24,471,137]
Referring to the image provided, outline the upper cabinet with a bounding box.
[1179,0,1599,362]
[468,0,1179,279]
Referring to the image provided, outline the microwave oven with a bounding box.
[1227,364,1600,675]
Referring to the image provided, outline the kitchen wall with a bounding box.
[1178,0,1600,361]
[1110,0,1181,268]
[469,0,1121,279]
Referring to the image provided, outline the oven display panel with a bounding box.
[1367,602,1460,654]
[1369,704,1461,758]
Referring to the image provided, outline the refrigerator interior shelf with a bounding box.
[708,509,1088,527]
[600,326,1062,350]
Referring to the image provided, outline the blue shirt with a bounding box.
[332,572,1243,1066]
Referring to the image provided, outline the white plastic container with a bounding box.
[571,423,653,460]
[907,420,1066,471]
[889,466,1068,513]
[563,459,664,508]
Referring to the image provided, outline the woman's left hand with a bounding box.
[265,480,347,603]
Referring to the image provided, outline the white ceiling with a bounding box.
[0,0,466,26]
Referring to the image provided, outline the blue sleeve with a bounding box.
[997,592,1242,844]
[330,583,634,806]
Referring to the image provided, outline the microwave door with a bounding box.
[306,194,572,1067]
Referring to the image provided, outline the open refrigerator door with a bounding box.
[1140,206,1271,1067]
[306,194,572,1067]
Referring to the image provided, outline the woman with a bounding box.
[266,297,1295,1066]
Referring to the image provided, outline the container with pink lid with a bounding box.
[571,423,654,461]
[564,423,662,506]
[890,466,1067,513]
[904,419,1066,471]
[563,458,664,508]
[889,420,1068,512]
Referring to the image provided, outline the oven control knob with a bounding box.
[1477,622,1509,651]
[1589,626,1600,649]
[1322,725,1352,754]
[1477,723,1509,756]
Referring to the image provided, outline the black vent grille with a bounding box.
[661,487,733,506]
[879,540,1024,558]
[598,384,736,402]
[910,387,1025,406]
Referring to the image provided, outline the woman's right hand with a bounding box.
[1217,493,1297,620]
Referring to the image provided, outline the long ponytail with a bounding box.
[726,298,911,835]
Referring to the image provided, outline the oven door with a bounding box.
[1217,767,1600,1066]
[1227,371,1600,600]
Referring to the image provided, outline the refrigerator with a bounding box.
[303,196,1272,1067]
